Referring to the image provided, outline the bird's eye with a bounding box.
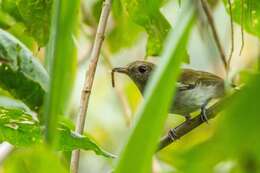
[138,65,147,73]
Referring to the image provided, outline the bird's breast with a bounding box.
[170,84,218,115]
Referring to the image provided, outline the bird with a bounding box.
[111,60,225,123]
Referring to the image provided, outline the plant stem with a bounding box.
[239,0,245,55]
[70,0,112,173]
[227,0,234,69]
[200,0,228,72]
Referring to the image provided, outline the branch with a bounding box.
[157,92,235,151]
[239,0,245,55]
[227,0,234,69]
[70,0,112,173]
[200,0,228,72]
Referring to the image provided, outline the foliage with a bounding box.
[0,0,260,172]
[0,104,113,157]
[106,0,142,53]
[223,0,260,38]
[114,1,195,173]
[120,0,170,56]
[0,29,48,111]
[0,0,52,46]
[3,146,68,173]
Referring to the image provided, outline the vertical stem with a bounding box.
[227,0,234,69]
[70,0,112,173]
[239,0,245,55]
[200,0,228,73]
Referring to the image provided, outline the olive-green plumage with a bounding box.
[112,60,225,121]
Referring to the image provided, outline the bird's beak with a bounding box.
[111,67,128,88]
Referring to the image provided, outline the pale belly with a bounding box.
[170,85,218,116]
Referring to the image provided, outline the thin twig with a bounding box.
[227,0,234,69]
[200,0,228,72]
[102,46,132,127]
[157,92,235,151]
[70,0,112,173]
[239,0,245,55]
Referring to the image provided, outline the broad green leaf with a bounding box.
[5,22,37,50]
[57,123,115,158]
[3,146,68,173]
[114,2,195,173]
[0,106,41,147]
[16,0,52,46]
[0,10,16,28]
[44,0,78,145]
[223,0,260,37]
[1,0,52,46]
[0,2,38,49]
[120,0,171,56]
[1,0,22,21]
[0,96,32,113]
[0,29,49,111]
[0,106,113,158]
[106,0,142,53]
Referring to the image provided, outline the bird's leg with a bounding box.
[184,114,191,122]
[200,103,209,123]
[168,129,179,141]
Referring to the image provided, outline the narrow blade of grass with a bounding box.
[114,1,195,173]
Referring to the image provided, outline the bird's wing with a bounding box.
[179,68,223,87]
[176,82,196,91]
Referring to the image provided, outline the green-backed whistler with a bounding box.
[112,61,225,124]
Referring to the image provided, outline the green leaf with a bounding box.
[0,29,49,111]
[106,0,142,53]
[1,0,22,21]
[44,0,78,145]
[16,0,52,46]
[0,10,16,29]
[3,146,68,173]
[0,96,32,113]
[0,106,41,147]
[223,0,260,37]
[114,2,195,173]
[0,105,113,158]
[1,0,52,46]
[57,123,115,158]
[120,0,171,56]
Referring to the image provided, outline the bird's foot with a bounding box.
[200,107,209,123]
[184,115,191,123]
[168,129,179,141]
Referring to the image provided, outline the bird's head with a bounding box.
[112,61,155,92]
